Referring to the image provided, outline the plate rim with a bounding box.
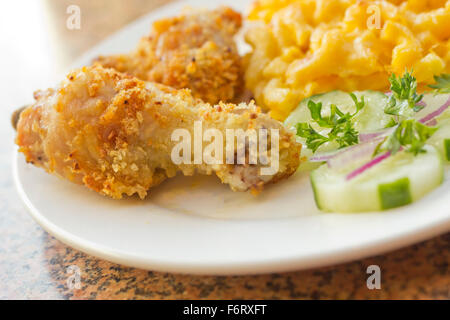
[14,151,450,275]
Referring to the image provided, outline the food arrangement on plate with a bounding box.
[13,0,450,214]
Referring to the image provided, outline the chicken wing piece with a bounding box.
[15,66,301,199]
[94,6,243,104]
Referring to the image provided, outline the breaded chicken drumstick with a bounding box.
[15,66,301,199]
[95,6,243,104]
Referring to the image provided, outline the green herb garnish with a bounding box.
[374,119,437,156]
[385,71,424,119]
[295,93,365,152]
[428,73,450,94]
[385,117,398,128]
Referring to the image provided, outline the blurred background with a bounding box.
[0,0,168,112]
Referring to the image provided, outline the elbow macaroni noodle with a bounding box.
[244,0,450,120]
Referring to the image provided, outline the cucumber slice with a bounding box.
[285,90,391,132]
[414,93,450,124]
[310,145,443,212]
[437,108,450,123]
[284,90,392,156]
[378,178,412,210]
[428,120,450,162]
[445,139,450,161]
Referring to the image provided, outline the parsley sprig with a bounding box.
[295,93,365,153]
[428,73,450,94]
[374,119,437,156]
[385,71,424,119]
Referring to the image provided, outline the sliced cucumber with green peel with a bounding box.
[378,177,412,210]
[310,145,443,212]
[428,120,450,162]
[436,108,450,123]
[285,90,392,130]
[445,139,450,161]
[414,93,450,124]
[284,90,392,156]
[415,93,450,162]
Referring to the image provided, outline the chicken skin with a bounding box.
[94,6,243,104]
[15,66,301,199]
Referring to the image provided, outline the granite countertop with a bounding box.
[1,202,449,299]
[0,0,449,300]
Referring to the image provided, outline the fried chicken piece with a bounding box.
[94,6,243,104]
[15,66,301,199]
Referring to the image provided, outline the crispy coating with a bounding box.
[16,66,301,199]
[95,6,243,104]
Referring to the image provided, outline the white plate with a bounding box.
[14,0,450,275]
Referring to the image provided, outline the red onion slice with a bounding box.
[346,146,406,180]
[425,119,438,126]
[309,139,378,163]
[359,131,383,143]
[328,137,385,169]
[309,152,336,162]
[359,129,391,143]
[418,96,450,124]
[310,129,391,163]
[416,100,427,108]
[346,151,391,180]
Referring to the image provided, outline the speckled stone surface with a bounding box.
[1,200,449,299]
[1,0,449,300]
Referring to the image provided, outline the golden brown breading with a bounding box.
[16,66,301,199]
[94,6,243,104]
